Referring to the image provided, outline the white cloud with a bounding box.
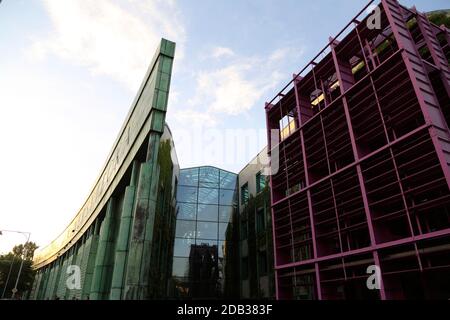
[211,46,235,58]
[171,109,218,127]
[30,0,186,92]
[186,50,287,118]
[269,48,290,61]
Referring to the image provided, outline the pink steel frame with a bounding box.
[266,0,450,300]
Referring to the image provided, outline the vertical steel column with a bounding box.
[124,135,160,299]
[82,222,99,299]
[110,161,139,300]
[292,76,322,300]
[329,36,385,299]
[414,9,450,99]
[381,0,450,190]
[265,102,280,299]
[90,198,116,299]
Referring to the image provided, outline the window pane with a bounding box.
[178,203,197,220]
[176,220,196,239]
[199,167,219,187]
[197,204,218,222]
[179,168,199,186]
[219,189,236,206]
[218,222,231,240]
[195,239,218,251]
[241,183,249,205]
[172,257,190,277]
[174,238,195,257]
[177,186,197,203]
[256,172,266,193]
[219,171,237,189]
[198,187,219,204]
[219,205,233,223]
[196,222,218,240]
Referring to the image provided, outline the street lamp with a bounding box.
[0,229,31,299]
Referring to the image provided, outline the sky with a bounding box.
[0,0,448,254]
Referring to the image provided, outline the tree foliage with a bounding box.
[428,11,450,28]
[12,242,39,261]
[0,242,38,299]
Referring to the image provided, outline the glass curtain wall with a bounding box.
[171,166,238,298]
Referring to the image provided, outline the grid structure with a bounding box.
[171,166,238,298]
[266,0,450,299]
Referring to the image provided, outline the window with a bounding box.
[279,112,296,141]
[199,167,219,187]
[177,203,197,221]
[177,186,197,203]
[241,220,248,240]
[196,221,218,240]
[256,172,266,193]
[197,204,218,222]
[176,220,196,239]
[256,208,265,233]
[241,257,249,280]
[218,205,233,222]
[219,171,237,189]
[241,183,249,205]
[179,168,199,186]
[198,187,219,204]
[258,251,268,275]
[174,238,194,257]
[219,189,236,206]
[172,257,190,277]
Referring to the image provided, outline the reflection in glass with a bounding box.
[198,187,219,205]
[177,186,197,203]
[171,277,190,298]
[219,189,236,206]
[178,203,197,220]
[197,204,218,222]
[173,166,238,299]
[218,222,230,240]
[219,171,237,190]
[219,205,233,223]
[197,221,218,240]
[179,168,199,186]
[199,167,219,187]
[188,241,219,297]
[174,238,195,257]
[176,220,196,239]
[196,239,217,248]
[172,257,190,277]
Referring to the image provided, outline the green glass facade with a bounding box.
[30,39,178,300]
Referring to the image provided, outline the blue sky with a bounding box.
[0,0,448,252]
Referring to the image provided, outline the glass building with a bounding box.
[170,166,239,299]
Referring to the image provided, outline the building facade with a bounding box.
[265,0,450,299]
[169,166,239,299]
[30,0,450,301]
[30,39,178,300]
[237,148,275,299]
